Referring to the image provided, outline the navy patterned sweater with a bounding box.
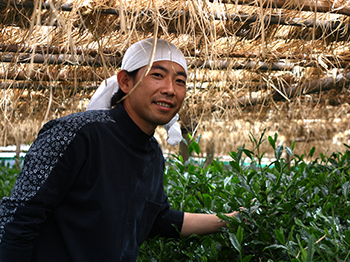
[0,103,183,261]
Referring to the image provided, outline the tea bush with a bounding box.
[0,161,20,199]
[139,131,350,262]
[0,131,349,261]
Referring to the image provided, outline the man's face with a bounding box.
[120,60,187,135]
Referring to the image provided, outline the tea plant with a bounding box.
[139,132,350,261]
[0,132,349,261]
[0,161,20,199]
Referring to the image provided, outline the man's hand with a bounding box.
[180,211,239,237]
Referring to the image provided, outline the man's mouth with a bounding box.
[156,102,172,108]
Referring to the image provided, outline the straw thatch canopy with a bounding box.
[1,0,350,159]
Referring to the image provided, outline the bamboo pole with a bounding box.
[236,71,350,106]
[273,71,350,100]
[1,0,347,34]
[0,43,122,57]
[0,82,97,91]
[1,53,348,73]
[0,69,103,82]
[213,0,350,16]
[4,0,349,17]
[0,53,306,71]
[3,43,350,65]
[0,53,122,67]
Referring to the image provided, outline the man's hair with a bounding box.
[110,69,140,108]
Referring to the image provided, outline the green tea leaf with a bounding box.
[185,195,194,207]
[187,164,196,174]
[237,147,243,162]
[178,154,184,164]
[306,235,315,262]
[294,218,306,228]
[275,145,283,160]
[187,144,194,155]
[237,226,243,244]
[223,175,232,188]
[229,232,241,253]
[187,133,193,140]
[274,162,281,173]
[324,228,330,236]
[242,255,253,262]
[212,160,223,174]
[259,232,271,243]
[229,151,237,160]
[286,225,295,243]
[249,132,257,146]
[297,237,307,262]
[210,242,217,255]
[258,129,266,145]
[232,176,240,184]
[319,243,333,255]
[344,230,350,245]
[286,146,293,157]
[191,141,200,155]
[229,160,241,173]
[263,244,288,251]
[308,147,316,158]
[342,181,350,200]
[243,149,253,159]
[268,136,276,150]
[203,194,212,210]
[275,228,285,244]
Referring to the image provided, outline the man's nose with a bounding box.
[161,78,175,96]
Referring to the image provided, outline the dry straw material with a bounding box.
[1,0,350,159]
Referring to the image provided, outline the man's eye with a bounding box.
[153,73,163,78]
[176,79,186,85]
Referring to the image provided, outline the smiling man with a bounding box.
[118,61,187,135]
[0,38,238,262]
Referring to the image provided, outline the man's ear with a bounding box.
[117,70,133,94]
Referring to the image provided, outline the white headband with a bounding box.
[86,38,187,146]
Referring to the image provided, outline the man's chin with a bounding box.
[157,117,175,126]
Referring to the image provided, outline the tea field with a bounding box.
[139,132,350,261]
[1,132,349,261]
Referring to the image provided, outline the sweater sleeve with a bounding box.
[0,124,89,262]
[148,198,184,239]
[0,246,33,262]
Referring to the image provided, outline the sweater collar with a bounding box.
[109,103,153,147]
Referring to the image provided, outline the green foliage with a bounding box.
[1,133,350,261]
[139,131,350,261]
[0,161,20,199]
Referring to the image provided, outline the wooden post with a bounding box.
[204,139,215,169]
[15,138,21,168]
[179,110,197,164]
[179,128,190,163]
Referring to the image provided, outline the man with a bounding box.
[0,38,238,261]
